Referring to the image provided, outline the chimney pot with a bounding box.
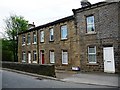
[81,0,91,7]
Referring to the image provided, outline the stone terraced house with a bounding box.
[18,1,120,73]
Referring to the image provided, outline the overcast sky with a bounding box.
[0,0,104,37]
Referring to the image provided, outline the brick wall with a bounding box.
[18,2,120,72]
[18,30,38,63]
[18,17,80,71]
[38,20,78,70]
[74,2,120,72]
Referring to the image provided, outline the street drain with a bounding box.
[36,77,43,80]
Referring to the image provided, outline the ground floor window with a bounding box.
[50,50,55,63]
[33,51,37,62]
[22,52,26,62]
[88,46,96,63]
[62,50,68,64]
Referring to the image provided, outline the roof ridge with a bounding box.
[18,15,74,35]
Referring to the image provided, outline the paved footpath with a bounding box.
[2,68,119,87]
[56,70,119,87]
[2,69,116,88]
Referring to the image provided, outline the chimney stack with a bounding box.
[33,22,34,25]
[81,0,91,7]
[28,22,35,30]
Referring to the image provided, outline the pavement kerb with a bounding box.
[55,70,77,74]
[2,68,59,81]
[2,68,119,88]
[59,79,118,87]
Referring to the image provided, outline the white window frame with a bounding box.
[27,34,31,45]
[88,46,96,63]
[50,51,55,63]
[50,28,54,41]
[62,50,68,64]
[33,32,37,44]
[22,34,25,46]
[40,31,44,42]
[22,52,26,62]
[86,16,95,33]
[61,25,68,40]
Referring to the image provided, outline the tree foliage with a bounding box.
[4,14,29,62]
[5,15,28,40]
[1,39,13,61]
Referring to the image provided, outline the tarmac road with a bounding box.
[2,70,117,88]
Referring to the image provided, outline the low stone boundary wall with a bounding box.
[2,62,55,77]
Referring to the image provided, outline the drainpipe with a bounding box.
[37,29,39,64]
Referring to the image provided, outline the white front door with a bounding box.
[28,53,31,63]
[103,47,115,73]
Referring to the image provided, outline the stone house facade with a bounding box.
[18,16,80,70]
[18,1,120,73]
[73,2,120,73]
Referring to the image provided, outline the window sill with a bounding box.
[32,43,37,45]
[22,60,26,63]
[22,44,25,46]
[85,32,97,35]
[61,38,68,41]
[40,42,44,43]
[33,61,37,63]
[27,43,31,45]
[49,40,54,42]
[50,62,55,64]
[62,63,68,65]
[87,63,98,65]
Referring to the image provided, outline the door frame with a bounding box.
[103,46,115,73]
[40,50,45,64]
[28,52,31,63]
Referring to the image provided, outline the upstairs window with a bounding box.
[40,31,44,42]
[27,34,31,44]
[61,25,68,40]
[86,16,95,33]
[22,34,25,45]
[49,28,54,41]
[88,46,96,63]
[33,32,37,44]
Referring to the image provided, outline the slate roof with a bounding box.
[18,15,74,35]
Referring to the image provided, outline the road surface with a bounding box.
[2,70,117,88]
